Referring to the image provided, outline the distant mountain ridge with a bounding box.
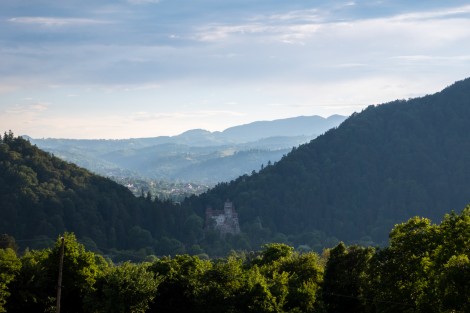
[27,115,347,185]
[218,114,346,142]
[26,114,345,145]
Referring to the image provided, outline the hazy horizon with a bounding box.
[20,113,345,140]
[1,0,470,139]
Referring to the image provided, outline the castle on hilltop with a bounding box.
[205,200,240,235]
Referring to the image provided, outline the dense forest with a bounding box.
[184,77,470,247]
[2,206,470,313]
[0,132,192,257]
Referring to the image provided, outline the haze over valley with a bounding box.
[26,114,346,199]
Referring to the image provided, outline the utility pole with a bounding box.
[56,237,65,313]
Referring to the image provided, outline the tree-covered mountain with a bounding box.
[27,115,346,185]
[2,132,299,257]
[0,132,196,256]
[184,77,470,246]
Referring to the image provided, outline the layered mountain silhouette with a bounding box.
[27,115,346,184]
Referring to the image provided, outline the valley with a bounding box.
[27,115,346,196]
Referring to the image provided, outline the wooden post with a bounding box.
[56,237,65,313]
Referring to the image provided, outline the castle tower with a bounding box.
[224,200,233,218]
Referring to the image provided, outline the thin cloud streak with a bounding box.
[131,110,245,122]
[4,103,49,115]
[390,4,470,21]
[127,0,160,4]
[392,55,470,61]
[194,4,470,45]
[8,17,111,27]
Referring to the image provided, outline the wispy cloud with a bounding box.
[194,22,321,44]
[391,5,470,22]
[194,24,266,41]
[131,110,245,122]
[330,63,367,68]
[391,55,470,61]
[8,17,111,27]
[103,83,162,93]
[5,103,50,115]
[194,3,470,45]
[259,9,321,22]
[193,8,323,43]
[127,0,160,4]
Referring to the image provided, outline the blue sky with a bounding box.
[1,0,470,139]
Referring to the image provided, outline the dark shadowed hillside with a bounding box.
[185,77,470,246]
[0,133,193,256]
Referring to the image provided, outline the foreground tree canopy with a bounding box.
[2,207,470,313]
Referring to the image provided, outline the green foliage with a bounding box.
[279,252,323,312]
[322,243,374,313]
[1,207,470,313]
[88,262,160,313]
[199,256,246,312]
[0,234,18,253]
[6,248,51,313]
[258,243,294,265]
[47,233,106,313]
[237,266,279,313]
[363,206,470,313]
[0,248,20,312]
[5,233,106,313]
[148,254,211,312]
[439,254,470,312]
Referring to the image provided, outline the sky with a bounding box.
[1,0,470,139]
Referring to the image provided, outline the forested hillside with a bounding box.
[0,132,196,256]
[185,77,470,246]
[0,132,280,257]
